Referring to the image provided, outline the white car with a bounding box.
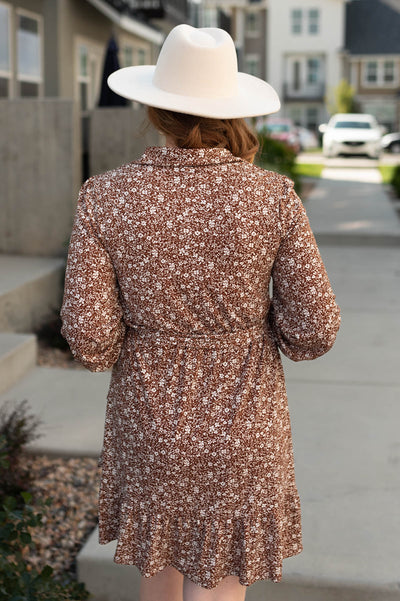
[320,113,382,159]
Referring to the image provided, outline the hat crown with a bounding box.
[153,25,238,99]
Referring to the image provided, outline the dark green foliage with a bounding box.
[391,164,400,197]
[0,491,90,600]
[0,401,43,499]
[0,402,91,600]
[256,134,301,195]
[34,309,69,351]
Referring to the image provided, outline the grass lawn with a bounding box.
[379,165,397,184]
[294,163,324,178]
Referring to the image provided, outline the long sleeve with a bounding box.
[268,179,341,361]
[60,177,126,372]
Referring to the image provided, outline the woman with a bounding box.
[60,25,341,601]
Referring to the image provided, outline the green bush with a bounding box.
[0,491,90,600]
[0,402,91,600]
[0,400,43,500]
[391,164,400,197]
[255,134,301,194]
[34,308,69,352]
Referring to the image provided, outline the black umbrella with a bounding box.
[98,35,128,107]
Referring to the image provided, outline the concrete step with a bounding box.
[0,332,37,395]
[0,366,110,457]
[0,254,66,332]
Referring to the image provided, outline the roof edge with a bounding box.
[86,0,165,45]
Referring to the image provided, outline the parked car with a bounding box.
[381,132,400,153]
[319,113,383,159]
[257,117,301,153]
[297,126,319,151]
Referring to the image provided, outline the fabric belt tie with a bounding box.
[126,323,267,345]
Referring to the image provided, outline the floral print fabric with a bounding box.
[60,146,341,589]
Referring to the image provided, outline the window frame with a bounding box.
[307,57,320,85]
[122,44,134,68]
[383,60,395,84]
[245,11,260,38]
[15,6,43,97]
[291,8,302,35]
[308,8,319,35]
[362,58,398,88]
[75,36,104,114]
[0,1,12,97]
[245,53,260,77]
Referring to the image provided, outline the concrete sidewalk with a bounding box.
[305,168,400,246]
[1,170,400,600]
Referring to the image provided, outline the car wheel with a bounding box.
[390,142,400,153]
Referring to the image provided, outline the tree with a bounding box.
[327,79,357,115]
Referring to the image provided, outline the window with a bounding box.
[17,10,42,97]
[137,48,146,65]
[245,54,260,77]
[293,60,301,90]
[291,9,302,34]
[123,45,133,68]
[307,58,320,84]
[308,8,319,34]
[245,12,259,37]
[76,39,103,111]
[201,7,218,28]
[0,2,11,97]
[363,59,398,87]
[366,61,378,84]
[384,60,395,83]
[306,106,318,130]
[288,106,302,127]
[78,44,89,111]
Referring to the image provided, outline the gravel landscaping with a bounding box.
[21,453,101,581]
[20,334,101,583]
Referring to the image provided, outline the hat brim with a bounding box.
[107,66,280,119]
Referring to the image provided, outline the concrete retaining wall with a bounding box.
[0,98,81,257]
[89,106,162,176]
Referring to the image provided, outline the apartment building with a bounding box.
[267,0,346,130]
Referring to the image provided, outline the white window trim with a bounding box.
[285,54,325,96]
[75,35,104,113]
[291,8,302,35]
[122,44,134,68]
[0,1,13,97]
[245,53,260,77]
[15,6,44,94]
[245,11,260,38]
[362,57,398,88]
[308,8,319,35]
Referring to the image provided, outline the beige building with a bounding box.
[0,0,189,180]
[0,0,189,110]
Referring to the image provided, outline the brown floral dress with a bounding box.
[60,146,341,589]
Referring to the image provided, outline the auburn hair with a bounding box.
[147,106,259,163]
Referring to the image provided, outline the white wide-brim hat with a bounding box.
[107,24,280,119]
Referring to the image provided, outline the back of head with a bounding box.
[147,107,259,163]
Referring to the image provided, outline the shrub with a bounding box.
[0,491,90,600]
[0,402,91,600]
[391,164,400,198]
[256,134,301,194]
[34,308,70,351]
[0,400,43,500]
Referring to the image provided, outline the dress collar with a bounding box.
[135,146,243,167]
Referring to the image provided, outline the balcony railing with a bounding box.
[283,82,325,102]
